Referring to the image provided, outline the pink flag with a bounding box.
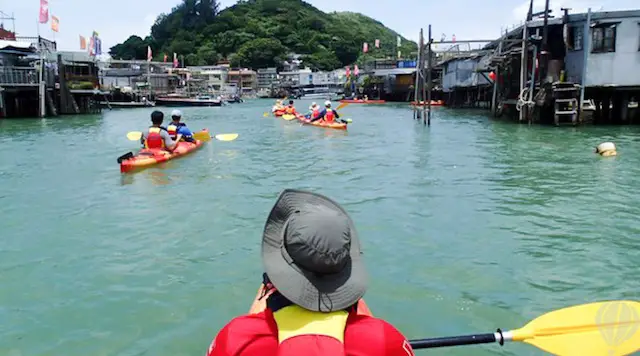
[375,39,380,48]
[363,42,368,53]
[354,65,359,76]
[147,46,152,62]
[345,66,351,78]
[39,0,49,24]
[163,54,167,62]
[173,53,178,68]
[452,34,456,43]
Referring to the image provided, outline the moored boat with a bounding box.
[155,95,222,107]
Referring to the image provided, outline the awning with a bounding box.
[0,40,36,54]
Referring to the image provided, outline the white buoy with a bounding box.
[595,142,617,156]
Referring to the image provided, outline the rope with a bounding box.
[516,87,535,112]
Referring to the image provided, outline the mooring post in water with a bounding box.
[426,24,432,126]
[38,37,45,117]
[579,8,591,122]
[413,28,423,120]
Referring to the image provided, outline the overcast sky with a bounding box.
[5,0,638,54]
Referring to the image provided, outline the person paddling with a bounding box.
[305,102,320,120]
[140,110,178,152]
[284,100,297,115]
[207,189,415,356]
[167,109,195,143]
[310,101,348,124]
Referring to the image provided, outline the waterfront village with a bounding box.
[1,7,639,125]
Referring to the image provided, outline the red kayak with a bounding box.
[274,111,284,117]
[339,99,386,104]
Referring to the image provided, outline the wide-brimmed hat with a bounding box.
[262,189,367,312]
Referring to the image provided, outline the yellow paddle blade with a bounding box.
[263,112,269,117]
[336,102,349,111]
[126,131,142,141]
[282,114,297,121]
[192,131,212,142]
[511,300,640,356]
[214,133,238,141]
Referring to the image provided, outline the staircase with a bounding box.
[552,82,580,126]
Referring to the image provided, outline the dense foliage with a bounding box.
[109,0,417,70]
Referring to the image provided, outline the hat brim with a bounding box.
[262,189,367,312]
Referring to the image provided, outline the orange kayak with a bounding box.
[119,130,207,173]
[274,111,284,117]
[296,114,348,131]
[248,284,372,316]
[339,99,385,104]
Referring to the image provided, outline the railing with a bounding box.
[0,66,39,86]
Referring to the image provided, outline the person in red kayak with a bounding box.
[140,110,179,151]
[310,101,348,124]
[283,100,297,115]
[207,189,415,356]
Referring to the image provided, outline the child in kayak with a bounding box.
[283,100,297,115]
[310,101,348,124]
[167,109,195,143]
[141,111,178,151]
[305,102,320,119]
[207,189,414,356]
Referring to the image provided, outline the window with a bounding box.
[591,23,618,53]
[570,26,583,51]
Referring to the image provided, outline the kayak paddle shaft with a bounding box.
[410,331,503,349]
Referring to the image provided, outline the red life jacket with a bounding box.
[285,105,295,114]
[144,127,165,149]
[312,108,320,118]
[325,109,335,123]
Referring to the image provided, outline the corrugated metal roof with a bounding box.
[371,68,416,76]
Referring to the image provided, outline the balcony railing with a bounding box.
[0,66,39,86]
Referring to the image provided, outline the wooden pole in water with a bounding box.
[426,24,432,126]
[413,29,423,120]
[519,22,528,122]
[491,33,504,116]
[38,36,45,118]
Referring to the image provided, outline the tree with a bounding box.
[232,38,287,69]
[301,52,341,71]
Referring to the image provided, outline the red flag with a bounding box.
[375,39,380,48]
[363,42,368,53]
[39,0,49,24]
[345,66,351,78]
[79,35,86,50]
[147,46,152,62]
[163,54,167,62]
[354,65,359,76]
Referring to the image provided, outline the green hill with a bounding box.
[109,0,417,71]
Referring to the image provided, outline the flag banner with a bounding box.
[79,35,86,49]
[147,46,152,62]
[39,0,49,24]
[397,35,401,47]
[163,54,167,62]
[375,39,380,48]
[51,15,59,32]
[354,64,360,76]
[363,42,368,53]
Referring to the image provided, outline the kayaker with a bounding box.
[272,100,284,113]
[305,102,320,119]
[207,189,415,356]
[284,100,297,115]
[167,109,195,143]
[310,101,347,124]
[141,110,178,151]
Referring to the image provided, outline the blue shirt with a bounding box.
[177,125,193,137]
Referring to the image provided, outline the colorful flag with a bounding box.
[79,35,86,49]
[397,51,401,59]
[51,16,59,32]
[397,35,401,47]
[363,42,368,53]
[39,0,49,24]
[173,53,178,68]
[163,54,167,62]
[345,66,351,78]
[147,46,152,62]
[375,39,380,48]
[88,36,95,56]
[94,37,102,55]
[354,65,359,76]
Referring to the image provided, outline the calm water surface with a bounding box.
[1,100,639,355]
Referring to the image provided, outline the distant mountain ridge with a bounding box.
[109,0,417,70]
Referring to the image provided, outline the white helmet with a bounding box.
[311,102,317,107]
[171,109,182,118]
[324,100,331,107]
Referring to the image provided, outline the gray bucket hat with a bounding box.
[261,189,367,312]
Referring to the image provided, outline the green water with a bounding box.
[1,100,639,355]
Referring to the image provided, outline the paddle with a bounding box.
[126,131,238,142]
[408,300,640,355]
[282,114,297,121]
